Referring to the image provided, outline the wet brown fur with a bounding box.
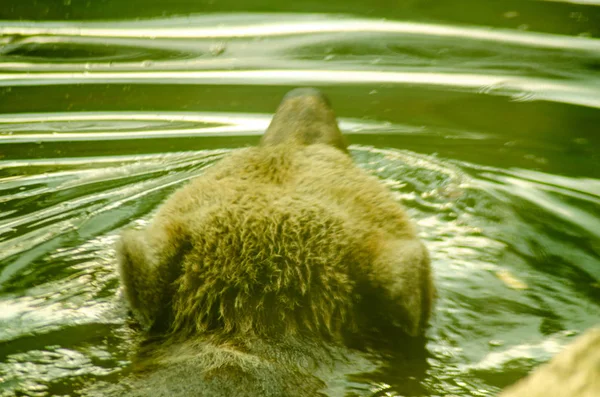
[113,88,434,396]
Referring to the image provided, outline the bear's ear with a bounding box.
[117,230,168,332]
[261,87,348,152]
[366,239,434,337]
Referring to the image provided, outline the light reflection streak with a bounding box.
[465,337,565,371]
[478,174,600,239]
[0,113,269,142]
[0,127,259,142]
[0,111,418,143]
[540,0,600,5]
[0,70,597,109]
[1,18,599,52]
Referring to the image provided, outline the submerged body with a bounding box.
[111,88,434,396]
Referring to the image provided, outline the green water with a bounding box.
[0,1,599,396]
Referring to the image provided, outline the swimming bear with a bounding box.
[113,88,434,396]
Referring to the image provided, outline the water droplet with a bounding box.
[324,54,335,61]
[524,154,548,165]
[141,60,153,67]
[569,12,587,22]
[209,42,226,56]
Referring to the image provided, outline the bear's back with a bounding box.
[162,144,415,238]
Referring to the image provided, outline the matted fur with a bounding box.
[118,143,432,340]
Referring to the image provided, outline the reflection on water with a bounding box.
[3,70,600,110]
[0,3,599,397]
[1,15,598,47]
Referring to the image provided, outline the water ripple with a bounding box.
[1,15,598,53]
[0,70,598,109]
[0,9,599,397]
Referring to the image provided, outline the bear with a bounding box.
[112,88,435,396]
